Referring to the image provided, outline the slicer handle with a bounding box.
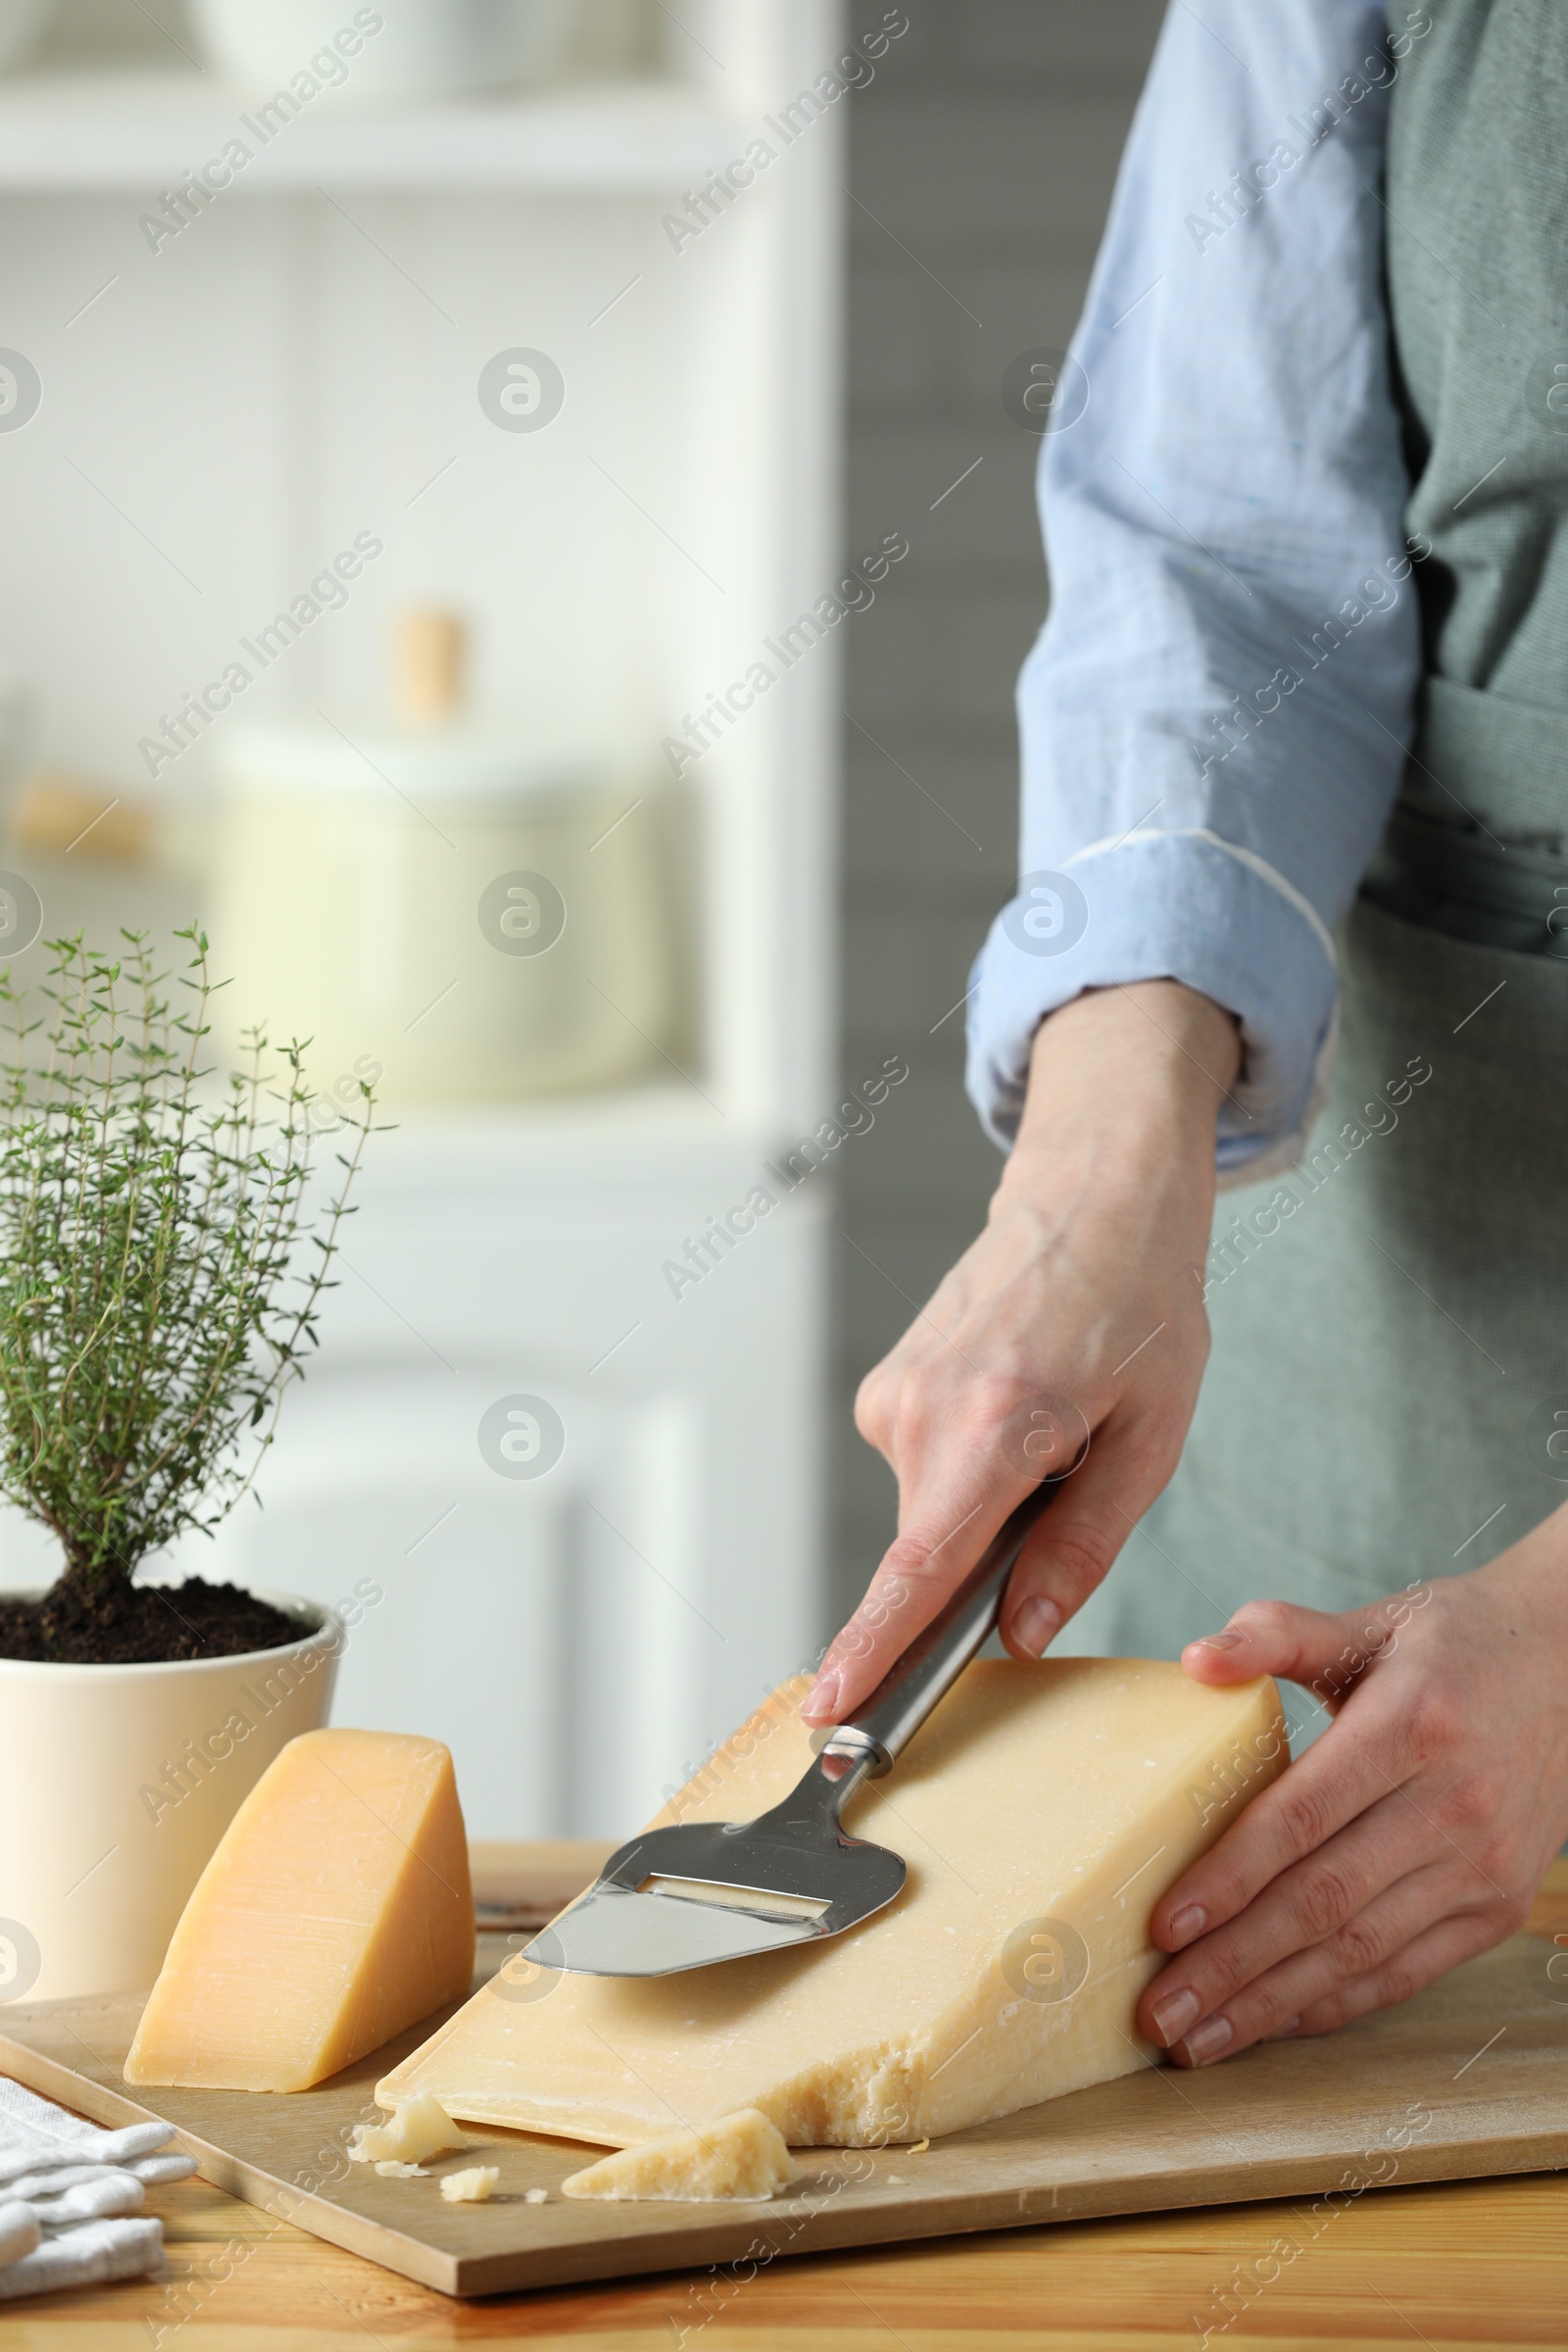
[820,1485,1058,1778]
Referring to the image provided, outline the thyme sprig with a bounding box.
[0,926,373,1595]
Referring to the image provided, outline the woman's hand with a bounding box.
[803,980,1242,1728]
[1138,1515,1568,2064]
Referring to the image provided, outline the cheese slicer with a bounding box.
[522,1490,1052,1979]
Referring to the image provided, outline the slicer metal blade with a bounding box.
[520,1490,1053,1980]
[537,1881,848,1978]
[524,1767,908,1977]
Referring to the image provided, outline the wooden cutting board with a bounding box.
[2,1910,1565,2300]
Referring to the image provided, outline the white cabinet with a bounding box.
[0,1,847,1834]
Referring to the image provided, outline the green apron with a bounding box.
[1069,0,1568,1670]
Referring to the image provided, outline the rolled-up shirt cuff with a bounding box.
[963,829,1337,1178]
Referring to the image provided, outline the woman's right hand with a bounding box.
[802,979,1243,1729]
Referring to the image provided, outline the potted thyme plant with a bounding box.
[0,929,374,2002]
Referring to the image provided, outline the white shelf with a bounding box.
[0,71,742,190]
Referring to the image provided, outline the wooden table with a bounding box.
[4,1859,1564,2350]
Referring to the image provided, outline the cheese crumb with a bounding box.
[562,2108,800,2203]
[441,2166,500,2204]
[524,2187,549,2205]
[908,2139,930,2155]
[374,2161,424,2179]
[349,2093,463,2167]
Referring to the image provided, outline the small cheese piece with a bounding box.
[375,2161,424,2179]
[523,2187,550,2204]
[562,2109,800,2202]
[379,1660,1287,2147]
[124,1730,474,2094]
[349,2094,464,2167]
[441,2165,501,2204]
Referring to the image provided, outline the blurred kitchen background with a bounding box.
[0,0,1161,1834]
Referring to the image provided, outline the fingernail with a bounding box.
[1183,2014,1233,2065]
[1167,1903,1206,1945]
[1013,1596,1062,1657]
[1194,1631,1242,1651]
[1149,1986,1200,2047]
[805,1671,840,1723]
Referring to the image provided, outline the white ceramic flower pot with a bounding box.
[0,1591,341,2003]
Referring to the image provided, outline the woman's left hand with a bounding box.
[1136,1508,1568,2065]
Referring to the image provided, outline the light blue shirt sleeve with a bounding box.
[965,0,1424,1176]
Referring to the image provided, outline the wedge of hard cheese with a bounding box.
[377,1659,1285,2146]
[124,1728,473,2093]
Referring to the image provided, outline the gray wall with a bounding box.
[833,1,1165,1618]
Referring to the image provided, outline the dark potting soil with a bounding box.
[0,1576,308,1665]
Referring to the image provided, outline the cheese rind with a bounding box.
[124,1729,474,2094]
[562,2109,800,2201]
[378,1660,1287,2147]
